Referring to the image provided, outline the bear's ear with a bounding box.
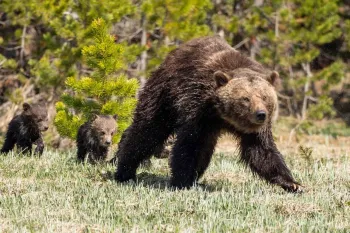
[214,71,230,87]
[112,114,118,120]
[23,103,31,112]
[267,71,281,88]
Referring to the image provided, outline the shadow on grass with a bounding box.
[137,172,171,190]
[100,170,226,192]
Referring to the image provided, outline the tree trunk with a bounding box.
[301,62,312,120]
[138,14,147,89]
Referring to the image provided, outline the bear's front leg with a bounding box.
[77,145,87,162]
[34,136,45,156]
[239,130,303,193]
[17,138,33,155]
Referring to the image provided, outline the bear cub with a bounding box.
[77,114,117,163]
[1,102,49,155]
[115,36,302,193]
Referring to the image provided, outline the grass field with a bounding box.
[0,124,349,232]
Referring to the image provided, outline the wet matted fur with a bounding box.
[115,36,302,193]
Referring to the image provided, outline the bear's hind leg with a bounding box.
[115,121,172,182]
[1,130,16,153]
[239,130,302,193]
[170,124,220,189]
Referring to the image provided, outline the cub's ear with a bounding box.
[23,103,31,112]
[91,113,99,121]
[267,71,281,88]
[112,114,118,120]
[214,71,230,87]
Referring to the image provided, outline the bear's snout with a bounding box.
[39,123,49,131]
[255,110,266,123]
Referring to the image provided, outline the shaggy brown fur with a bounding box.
[115,36,302,193]
[77,115,117,163]
[1,102,48,155]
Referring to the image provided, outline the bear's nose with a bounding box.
[43,126,49,131]
[106,141,111,145]
[256,110,266,122]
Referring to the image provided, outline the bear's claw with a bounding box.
[282,182,304,193]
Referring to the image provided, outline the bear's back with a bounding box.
[162,36,233,71]
[175,36,233,58]
[155,36,264,80]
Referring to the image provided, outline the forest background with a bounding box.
[0,1,349,231]
[0,0,349,146]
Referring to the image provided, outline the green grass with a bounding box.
[0,144,349,232]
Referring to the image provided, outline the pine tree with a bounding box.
[54,19,139,142]
[0,0,135,95]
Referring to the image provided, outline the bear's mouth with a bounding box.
[223,116,265,133]
[39,126,49,131]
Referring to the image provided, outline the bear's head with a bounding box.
[214,68,280,133]
[22,102,49,131]
[91,114,118,147]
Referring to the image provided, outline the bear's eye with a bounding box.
[101,131,106,135]
[241,97,250,103]
[262,95,267,101]
[111,131,115,135]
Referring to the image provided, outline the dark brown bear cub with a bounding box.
[1,102,49,155]
[77,114,117,163]
[115,36,302,193]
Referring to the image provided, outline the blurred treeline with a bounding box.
[0,0,349,131]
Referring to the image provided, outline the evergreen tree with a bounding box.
[54,19,138,141]
[0,0,135,95]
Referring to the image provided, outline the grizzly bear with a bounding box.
[77,114,117,163]
[1,102,49,155]
[115,36,302,193]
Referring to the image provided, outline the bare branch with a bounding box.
[0,59,5,67]
[138,14,148,89]
[233,38,249,49]
[277,93,293,116]
[0,46,22,51]
[307,96,318,103]
[301,62,313,120]
[20,25,27,68]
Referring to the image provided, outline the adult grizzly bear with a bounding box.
[1,102,49,155]
[115,36,302,193]
[77,114,117,163]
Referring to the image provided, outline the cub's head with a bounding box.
[91,114,118,147]
[214,68,280,133]
[22,102,49,131]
